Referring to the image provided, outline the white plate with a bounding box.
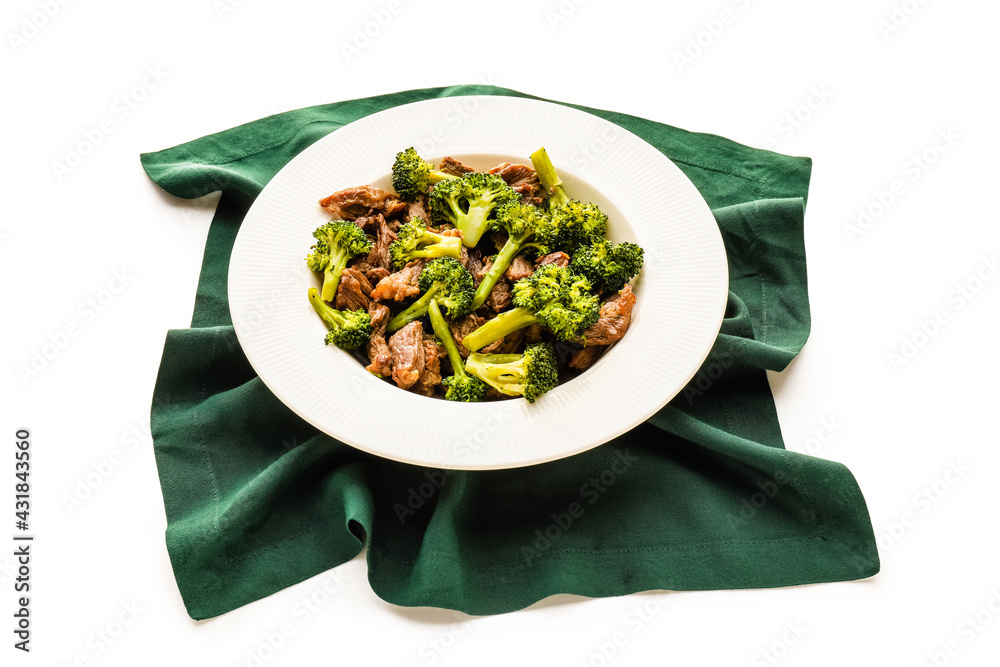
[229,96,728,470]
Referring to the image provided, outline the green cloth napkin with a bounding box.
[142,85,879,620]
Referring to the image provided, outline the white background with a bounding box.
[3,1,999,665]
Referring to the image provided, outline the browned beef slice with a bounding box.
[439,156,475,176]
[412,337,444,396]
[583,285,636,346]
[494,328,526,354]
[489,230,508,252]
[371,260,424,302]
[388,322,425,389]
[479,338,506,354]
[350,260,391,286]
[505,254,534,283]
[536,251,570,268]
[524,323,544,343]
[365,302,393,377]
[486,277,513,313]
[489,162,544,205]
[467,250,485,287]
[449,314,484,358]
[352,214,380,231]
[319,185,407,220]
[405,196,430,224]
[364,213,396,272]
[569,345,605,371]
[334,267,372,311]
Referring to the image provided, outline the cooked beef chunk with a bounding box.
[449,314,483,358]
[480,338,505,354]
[352,214,380,231]
[569,345,604,371]
[478,256,495,281]
[466,250,485,287]
[412,336,444,396]
[583,285,636,345]
[535,251,570,268]
[476,256,514,311]
[367,267,391,283]
[489,162,544,205]
[489,230,508,253]
[486,276,513,312]
[371,260,424,302]
[319,185,407,220]
[494,328,526,354]
[439,156,475,176]
[505,254,534,283]
[364,213,396,273]
[334,267,373,311]
[350,260,391,286]
[405,196,430,224]
[365,302,393,378]
[388,321,425,389]
[524,323,544,344]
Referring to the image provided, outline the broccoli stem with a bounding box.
[412,235,462,260]
[464,354,525,396]
[530,147,569,207]
[386,286,439,333]
[309,288,345,328]
[472,237,524,310]
[428,299,465,373]
[321,247,351,302]
[460,201,493,248]
[428,170,452,184]
[462,307,538,352]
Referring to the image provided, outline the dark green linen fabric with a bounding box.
[142,85,878,620]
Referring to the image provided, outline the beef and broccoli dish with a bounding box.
[305,147,644,403]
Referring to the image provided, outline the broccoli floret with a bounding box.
[307,287,372,351]
[389,217,462,270]
[429,172,519,248]
[305,219,372,302]
[386,257,474,333]
[391,147,456,201]
[462,264,600,352]
[427,299,485,402]
[545,201,608,254]
[464,343,559,403]
[471,201,553,310]
[570,238,644,293]
[528,147,608,252]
